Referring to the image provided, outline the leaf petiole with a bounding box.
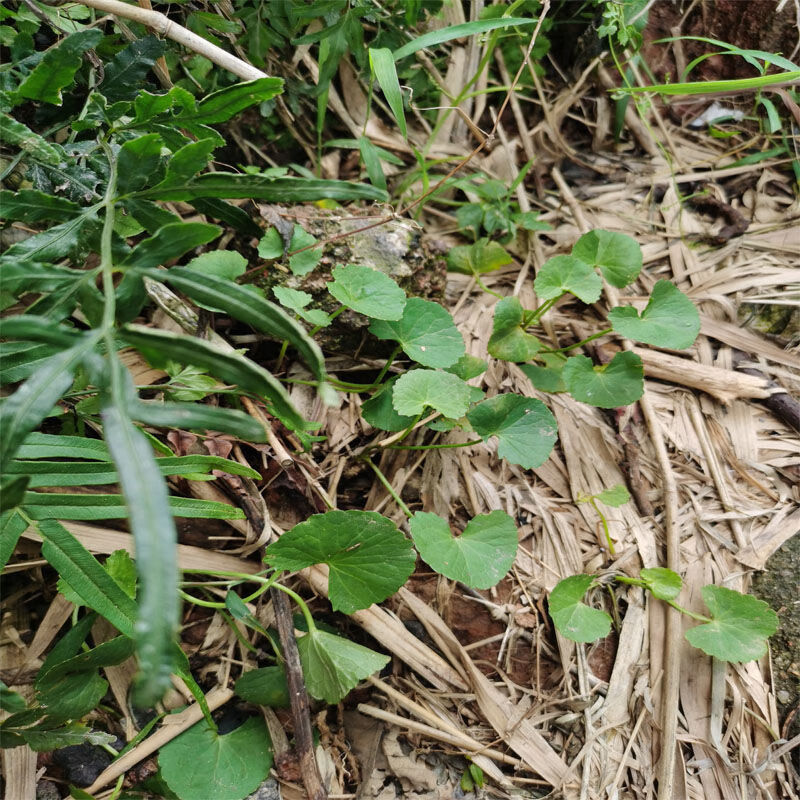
[539,327,613,355]
[364,458,413,518]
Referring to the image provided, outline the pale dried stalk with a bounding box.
[73,0,268,80]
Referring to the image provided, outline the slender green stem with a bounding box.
[665,599,712,623]
[372,344,402,386]
[99,141,119,338]
[525,295,560,324]
[309,305,345,337]
[474,275,502,299]
[540,328,613,355]
[270,582,317,633]
[388,439,483,451]
[364,458,412,518]
[590,499,615,556]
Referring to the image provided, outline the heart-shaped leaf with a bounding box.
[640,567,682,602]
[328,264,406,320]
[297,629,389,704]
[392,369,472,420]
[488,296,541,362]
[571,229,642,288]
[361,376,416,432]
[263,510,415,614]
[562,351,643,408]
[608,280,700,349]
[369,297,465,368]
[549,575,612,643]
[409,510,518,589]
[534,255,603,303]
[684,586,778,662]
[234,666,290,708]
[159,717,273,800]
[467,394,557,469]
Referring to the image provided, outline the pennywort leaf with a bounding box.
[640,567,682,602]
[534,255,603,303]
[684,586,778,662]
[488,296,541,362]
[264,511,415,614]
[548,575,612,643]
[562,351,644,408]
[467,394,557,469]
[369,297,465,368]
[571,229,642,288]
[608,280,700,349]
[594,484,630,507]
[392,369,472,419]
[409,510,518,589]
[328,264,407,320]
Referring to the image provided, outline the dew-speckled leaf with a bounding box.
[608,280,700,349]
[369,297,465,368]
[264,510,416,614]
[466,394,557,469]
[533,255,602,303]
[328,264,406,320]
[562,351,643,408]
[409,510,517,589]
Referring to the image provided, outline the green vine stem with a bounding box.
[364,458,413,518]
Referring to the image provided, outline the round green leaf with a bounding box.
[361,376,416,432]
[409,510,518,589]
[519,362,566,393]
[392,369,472,419]
[369,297,465,368]
[234,666,290,708]
[288,224,321,276]
[488,296,541,363]
[640,567,682,602]
[297,629,389,704]
[446,239,512,276]
[562,351,643,408]
[608,280,700,349]
[548,575,612,643]
[263,510,416,614]
[684,586,778,662]
[571,229,642,288]
[446,353,487,381]
[533,255,603,303]
[466,394,557,469]
[328,264,406,320]
[159,717,273,800]
[272,286,331,327]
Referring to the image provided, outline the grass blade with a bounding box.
[369,48,407,139]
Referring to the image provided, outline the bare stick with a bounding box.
[72,0,268,81]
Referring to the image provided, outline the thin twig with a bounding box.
[71,0,268,80]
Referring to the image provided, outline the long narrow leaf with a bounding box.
[0,511,28,570]
[23,493,244,520]
[623,70,800,95]
[0,316,81,347]
[136,173,388,203]
[393,17,536,61]
[100,403,178,706]
[129,400,268,442]
[0,334,98,470]
[119,325,307,431]
[146,267,326,382]
[369,48,407,139]
[9,455,260,487]
[38,518,137,637]
[17,433,112,461]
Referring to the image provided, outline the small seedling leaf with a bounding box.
[684,586,778,662]
[328,264,406,320]
[297,628,389,704]
[549,575,612,643]
[159,717,273,800]
[467,394,557,469]
[533,255,603,303]
[595,484,630,507]
[488,296,541,362]
[288,224,322,276]
[409,510,518,589]
[640,567,682,602]
[264,510,416,613]
[369,297,465,368]
[571,229,642,288]
[608,280,700,349]
[562,351,643,408]
[272,286,330,327]
[446,354,487,381]
[392,369,472,420]
[258,227,284,259]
